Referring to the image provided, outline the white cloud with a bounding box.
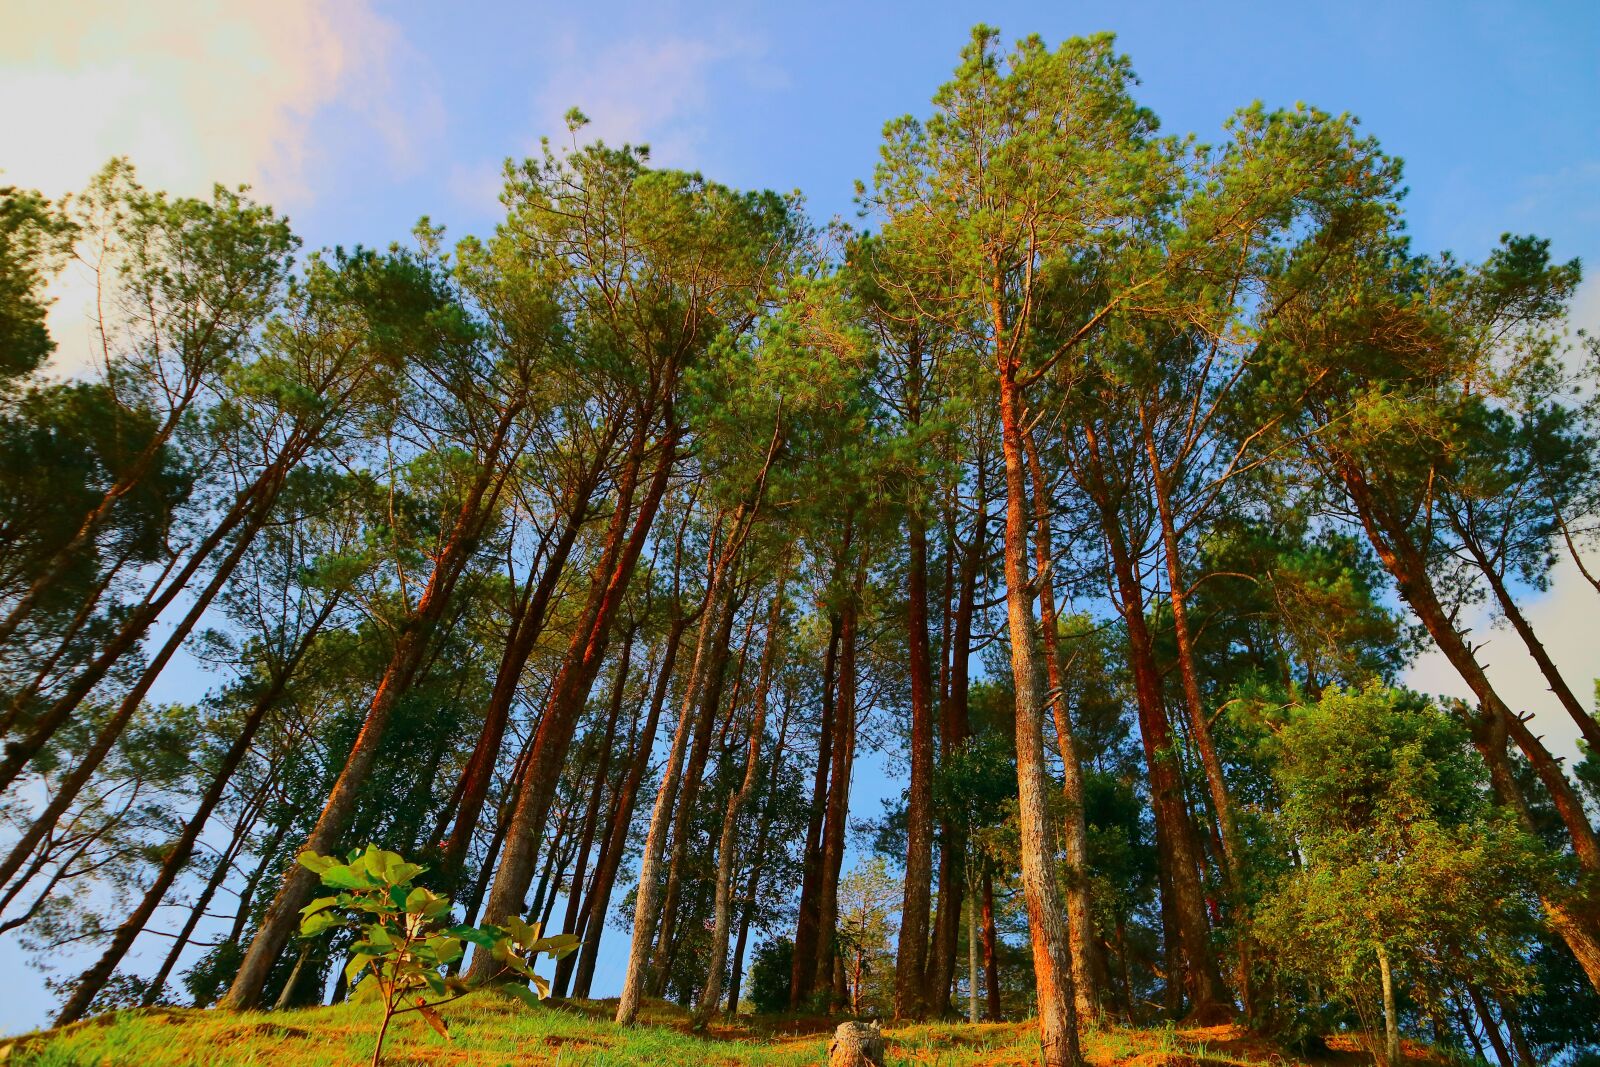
[1,0,439,376]
[0,0,431,202]
[528,28,769,170]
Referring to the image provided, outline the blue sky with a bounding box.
[3,0,1598,1036]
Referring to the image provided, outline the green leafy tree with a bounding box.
[1256,685,1545,1066]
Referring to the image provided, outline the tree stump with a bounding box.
[827,1021,885,1067]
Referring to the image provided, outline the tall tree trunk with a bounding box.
[816,570,862,1009]
[927,454,988,1018]
[725,684,795,1018]
[967,852,980,1024]
[1376,943,1400,1067]
[981,864,1001,1021]
[616,503,756,1025]
[649,574,743,995]
[1138,413,1242,876]
[791,612,842,1008]
[571,622,683,998]
[694,568,789,1029]
[471,428,678,978]
[551,628,635,997]
[222,414,514,1010]
[896,410,937,1021]
[436,491,592,880]
[1023,427,1102,1022]
[1085,422,1230,1023]
[996,354,1082,1067]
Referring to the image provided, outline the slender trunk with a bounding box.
[55,606,326,1023]
[527,803,572,932]
[223,414,514,1010]
[274,944,313,1012]
[649,576,742,995]
[437,493,591,879]
[981,864,1000,1021]
[816,573,861,1009]
[996,353,1081,1066]
[0,541,136,740]
[137,782,271,1008]
[571,622,682,998]
[967,852,980,1024]
[0,386,204,651]
[616,508,748,1025]
[1498,995,1536,1067]
[472,428,677,976]
[0,505,274,891]
[1454,520,1600,751]
[1377,943,1400,1067]
[897,375,937,1021]
[0,468,283,793]
[1139,412,1242,876]
[551,628,634,997]
[791,612,842,1007]
[725,686,795,1018]
[1466,984,1514,1067]
[1087,423,1230,1022]
[1023,427,1101,1022]
[694,569,789,1029]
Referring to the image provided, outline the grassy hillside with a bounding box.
[0,996,1448,1067]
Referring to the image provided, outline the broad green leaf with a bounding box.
[296,852,335,875]
[446,926,497,949]
[300,895,338,917]
[320,866,369,890]
[530,933,580,959]
[386,860,425,885]
[299,910,341,937]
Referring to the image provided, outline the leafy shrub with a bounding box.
[747,936,793,1014]
[296,844,576,1066]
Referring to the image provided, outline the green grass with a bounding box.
[0,995,1418,1066]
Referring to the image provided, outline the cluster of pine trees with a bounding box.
[2,26,1597,1067]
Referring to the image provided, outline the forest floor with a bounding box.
[0,994,1451,1066]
